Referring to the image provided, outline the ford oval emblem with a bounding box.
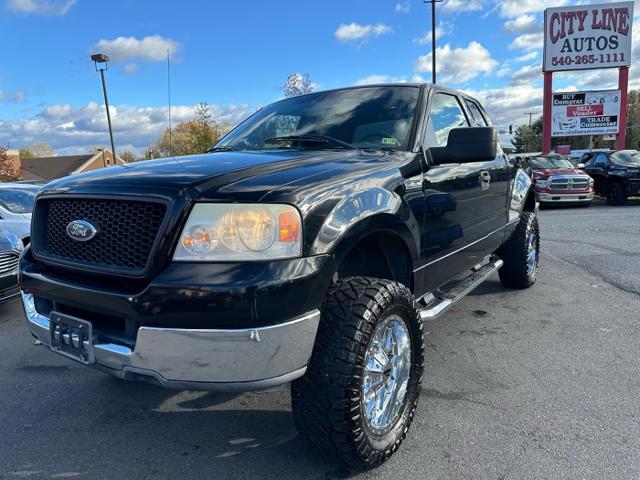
[66,220,98,242]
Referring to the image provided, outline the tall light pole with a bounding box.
[91,53,116,160]
[424,0,444,84]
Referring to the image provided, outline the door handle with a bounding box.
[480,170,491,190]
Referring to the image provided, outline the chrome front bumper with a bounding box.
[537,192,594,203]
[22,292,320,392]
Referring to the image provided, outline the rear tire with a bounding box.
[497,211,539,289]
[609,182,627,206]
[291,277,424,470]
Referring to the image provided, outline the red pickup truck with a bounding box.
[529,154,594,207]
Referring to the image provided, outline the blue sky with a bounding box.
[0,0,638,154]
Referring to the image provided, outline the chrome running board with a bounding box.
[418,257,504,321]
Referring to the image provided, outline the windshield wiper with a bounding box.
[207,145,237,153]
[264,134,360,150]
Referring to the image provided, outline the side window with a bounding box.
[594,154,608,167]
[465,100,488,127]
[424,93,469,148]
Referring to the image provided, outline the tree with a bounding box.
[512,118,542,153]
[119,150,137,163]
[0,146,22,182]
[156,102,232,157]
[283,73,314,98]
[626,89,640,150]
[27,141,55,157]
[19,149,33,158]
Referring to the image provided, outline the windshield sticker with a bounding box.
[381,137,398,145]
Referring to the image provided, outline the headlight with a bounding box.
[588,177,594,187]
[15,238,24,253]
[174,204,302,261]
[535,179,549,188]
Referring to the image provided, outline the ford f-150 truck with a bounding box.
[19,84,539,470]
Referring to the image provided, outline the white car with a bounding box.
[0,183,40,244]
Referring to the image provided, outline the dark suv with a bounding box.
[20,84,539,470]
[581,150,640,205]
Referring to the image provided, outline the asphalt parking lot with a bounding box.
[1,200,640,480]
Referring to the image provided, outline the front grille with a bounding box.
[549,177,590,191]
[34,197,166,275]
[0,253,19,276]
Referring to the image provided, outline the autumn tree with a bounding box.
[626,89,640,150]
[283,73,314,98]
[26,141,55,157]
[119,150,137,163]
[0,146,22,181]
[157,102,232,157]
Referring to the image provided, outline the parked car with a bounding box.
[580,150,640,205]
[0,229,23,304]
[20,84,540,470]
[529,154,594,207]
[0,183,40,244]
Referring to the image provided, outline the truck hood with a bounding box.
[532,168,587,179]
[40,149,387,201]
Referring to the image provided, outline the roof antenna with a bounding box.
[167,48,172,156]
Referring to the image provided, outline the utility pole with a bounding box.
[167,49,173,156]
[524,112,536,126]
[91,54,116,160]
[424,0,444,84]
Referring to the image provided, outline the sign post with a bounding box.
[542,2,634,153]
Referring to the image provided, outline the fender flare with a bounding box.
[308,186,420,267]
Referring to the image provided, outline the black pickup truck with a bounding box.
[19,84,539,470]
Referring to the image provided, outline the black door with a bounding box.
[414,91,507,293]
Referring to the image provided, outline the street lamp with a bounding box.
[91,53,116,160]
[424,0,444,84]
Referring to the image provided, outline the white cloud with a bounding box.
[515,51,539,63]
[395,2,410,14]
[510,63,541,85]
[509,32,544,51]
[441,0,485,13]
[414,41,498,84]
[504,14,538,34]
[6,0,75,15]
[91,35,181,63]
[462,85,543,128]
[334,23,392,43]
[414,21,453,45]
[355,74,425,86]
[0,102,254,155]
[122,63,139,75]
[498,0,567,18]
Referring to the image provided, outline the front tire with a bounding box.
[497,211,540,289]
[291,277,424,470]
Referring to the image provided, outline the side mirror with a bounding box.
[429,127,497,165]
[577,163,586,169]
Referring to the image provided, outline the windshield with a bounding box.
[216,86,420,151]
[530,156,573,170]
[611,151,640,166]
[0,187,38,214]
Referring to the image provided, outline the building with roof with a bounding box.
[20,150,125,182]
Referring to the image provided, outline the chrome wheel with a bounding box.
[361,314,412,435]
[526,230,538,275]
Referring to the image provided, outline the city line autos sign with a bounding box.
[544,2,634,72]
[552,90,621,137]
